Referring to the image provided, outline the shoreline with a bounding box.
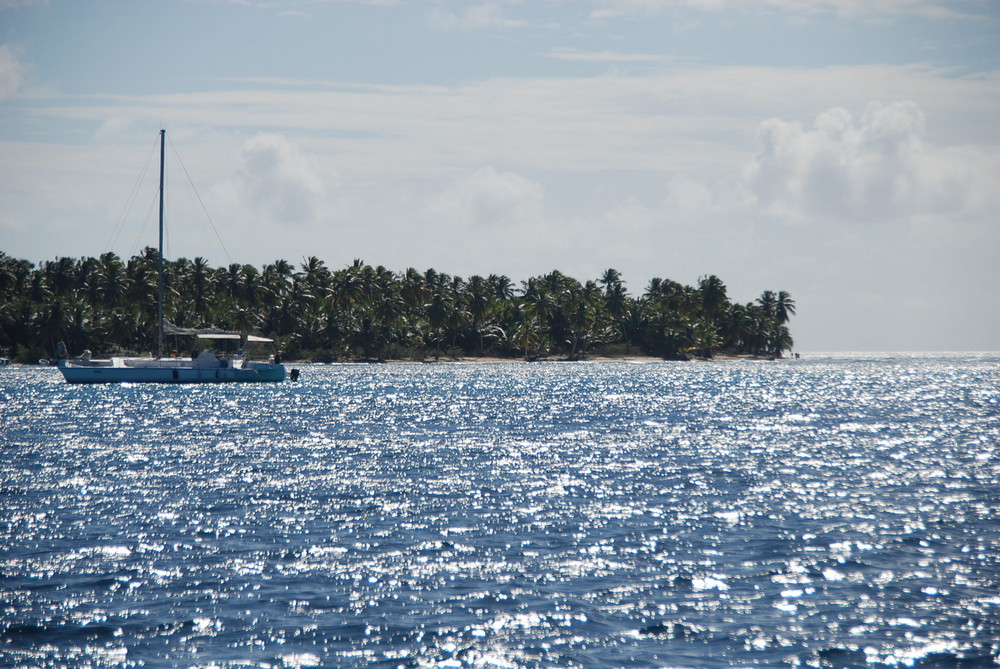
[3,353,791,368]
[287,353,789,365]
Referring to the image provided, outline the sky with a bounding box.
[2,0,998,351]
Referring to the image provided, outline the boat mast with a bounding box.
[157,129,165,358]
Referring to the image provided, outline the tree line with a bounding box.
[0,250,795,363]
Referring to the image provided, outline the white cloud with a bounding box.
[21,64,998,183]
[745,101,1000,223]
[663,177,751,218]
[426,166,544,228]
[588,0,983,20]
[0,44,26,100]
[219,133,327,226]
[544,48,672,63]
[426,3,526,30]
[599,177,750,236]
[0,0,49,8]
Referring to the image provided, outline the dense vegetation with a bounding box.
[0,250,795,363]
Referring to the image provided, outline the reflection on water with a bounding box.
[2,354,998,667]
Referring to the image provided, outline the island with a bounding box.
[0,252,795,364]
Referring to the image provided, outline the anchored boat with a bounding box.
[59,130,286,384]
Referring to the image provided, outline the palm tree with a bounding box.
[598,268,623,294]
[511,311,543,361]
[0,254,33,309]
[262,259,294,305]
[521,277,557,346]
[185,257,211,322]
[692,317,721,358]
[618,299,647,352]
[643,277,664,301]
[769,323,794,357]
[465,275,493,356]
[643,306,690,359]
[0,252,15,299]
[563,285,601,359]
[33,300,67,356]
[76,256,102,308]
[425,288,454,357]
[487,274,515,302]
[42,257,76,298]
[775,291,796,325]
[697,274,728,322]
[240,264,261,307]
[720,302,752,353]
[757,290,777,320]
[125,249,159,312]
[97,253,126,308]
[300,256,332,297]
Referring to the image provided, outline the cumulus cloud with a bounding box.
[0,44,26,100]
[228,133,326,225]
[426,166,544,228]
[745,101,1000,223]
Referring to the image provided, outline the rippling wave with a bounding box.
[2,354,998,667]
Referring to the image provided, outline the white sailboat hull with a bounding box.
[59,357,286,384]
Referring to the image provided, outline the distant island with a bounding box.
[0,251,794,363]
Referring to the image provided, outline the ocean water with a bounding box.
[1,353,998,668]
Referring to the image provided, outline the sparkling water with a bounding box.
[2,354,998,667]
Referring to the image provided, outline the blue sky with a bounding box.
[2,0,998,351]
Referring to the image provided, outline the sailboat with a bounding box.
[59,130,286,384]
